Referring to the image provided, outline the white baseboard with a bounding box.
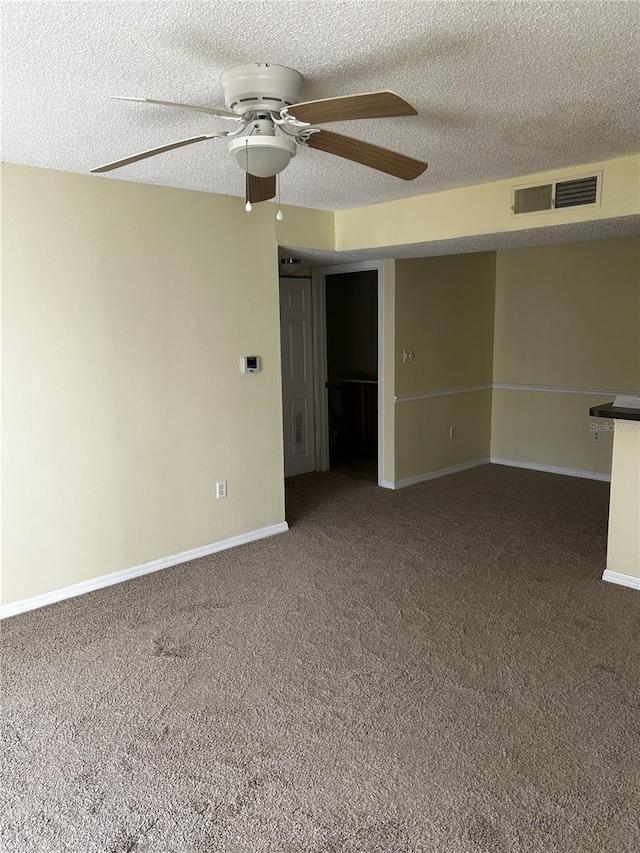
[490,457,611,482]
[602,570,640,591]
[383,457,609,489]
[0,521,289,620]
[383,458,490,490]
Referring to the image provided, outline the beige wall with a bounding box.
[395,391,492,482]
[395,253,496,395]
[492,236,640,474]
[607,425,640,579]
[393,253,496,482]
[1,164,333,606]
[491,390,617,475]
[276,205,335,252]
[493,236,640,389]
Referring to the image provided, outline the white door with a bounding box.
[280,277,317,477]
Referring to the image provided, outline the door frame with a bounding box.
[310,260,385,485]
[279,275,316,478]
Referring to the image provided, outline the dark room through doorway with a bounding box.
[325,270,378,481]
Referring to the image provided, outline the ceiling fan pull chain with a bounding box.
[244,140,252,212]
[276,174,284,221]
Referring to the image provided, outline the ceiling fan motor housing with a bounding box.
[220,64,304,117]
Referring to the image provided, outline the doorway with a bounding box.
[280,260,385,485]
[325,270,378,481]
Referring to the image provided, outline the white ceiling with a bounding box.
[1,1,639,211]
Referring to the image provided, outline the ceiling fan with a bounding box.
[91,63,428,206]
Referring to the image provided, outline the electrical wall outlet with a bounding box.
[449,426,456,439]
[592,431,601,443]
[216,480,227,499]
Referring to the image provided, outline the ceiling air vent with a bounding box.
[554,175,598,208]
[511,172,601,216]
[513,183,553,214]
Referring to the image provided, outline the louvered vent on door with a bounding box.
[554,175,598,208]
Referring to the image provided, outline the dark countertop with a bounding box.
[590,402,640,422]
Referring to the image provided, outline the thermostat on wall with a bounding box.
[241,356,261,373]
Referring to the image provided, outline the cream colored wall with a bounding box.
[491,391,617,475]
[276,204,335,251]
[393,253,496,482]
[395,254,496,395]
[1,164,333,606]
[492,236,640,475]
[336,155,640,251]
[607,424,640,578]
[493,237,640,389]
[395,391,492,482]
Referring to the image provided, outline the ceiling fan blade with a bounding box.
[247,173,276,203]
[287,91,417,124]
[304,130,427,180]
[91,133,225,173]
[109,96,243,121]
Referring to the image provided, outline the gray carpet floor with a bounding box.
[1,464,639,852]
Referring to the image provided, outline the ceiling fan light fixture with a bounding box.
[229,135,296,178]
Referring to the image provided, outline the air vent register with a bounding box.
[512,173,600,215]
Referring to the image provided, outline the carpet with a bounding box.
[1,464,639,852]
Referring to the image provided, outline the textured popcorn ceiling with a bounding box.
[1,1,639,210]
